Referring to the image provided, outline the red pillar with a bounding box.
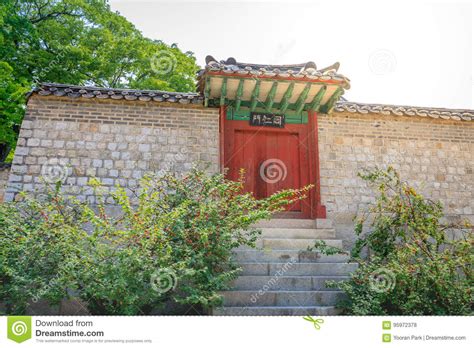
[308,110,326,219]
[218,106,226,173]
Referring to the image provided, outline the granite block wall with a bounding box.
[5,96,474,249]
[318,112,474,247]
[5,96,220,203]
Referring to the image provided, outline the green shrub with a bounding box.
[0,168,308,315]
[326,167,473,315]
[0,183,86,314]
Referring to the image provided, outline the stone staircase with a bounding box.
[212,218,357,316]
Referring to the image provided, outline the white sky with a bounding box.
[110,0,473,109]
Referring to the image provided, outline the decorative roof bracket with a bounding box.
[198,56,351,115]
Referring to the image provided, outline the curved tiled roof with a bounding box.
[199,56,351,89]
[34,83,203,104]
[335,101,474,121]
[31,83,474,122]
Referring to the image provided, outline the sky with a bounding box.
[109,0,473,109]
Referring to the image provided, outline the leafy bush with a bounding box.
[0,169,308,315]
[326,167,473,315]
[0,183,86,313]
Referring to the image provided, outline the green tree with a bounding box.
[0,62,28,160]
[0,0,199,161]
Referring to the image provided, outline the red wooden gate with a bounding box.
[221,108,325,219]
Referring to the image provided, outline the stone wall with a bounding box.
[6,95,474,248]
[318,112,474,247]
[0,163,12,202]
[5,96,220,203]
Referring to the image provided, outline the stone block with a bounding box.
[27,138,40,147]
[92,159,103,168]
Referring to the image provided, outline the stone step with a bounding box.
[231,275,349,291]
[253,218,333,229]
[240,262,358,276]
[212,306,341,316]
[253,218,317,229]
[263,238,342,250]
[315,219,334,229]
[236,239,342,251]
[221,290,345,307]
[232,250,350,263]
[258,227,336,239]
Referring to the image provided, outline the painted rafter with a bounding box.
[205,75,344,116]
[235,79,244,111]
[265,81,278,112]
[220,78,228,106]
[295,83,311,115]
[250,79,261,112]
[307,85,327,112]
[320,87,343,114]
[279,82,294,113]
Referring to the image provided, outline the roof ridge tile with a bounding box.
[335,101,474,121]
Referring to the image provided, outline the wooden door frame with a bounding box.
[219,106,326,219]
[307,110,326,219]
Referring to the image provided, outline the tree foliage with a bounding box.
[0,0,199,159]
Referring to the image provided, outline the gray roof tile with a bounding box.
[34,83,203,104]
[31,83,474,122]
[335,101,474,121]
[198,56,350,89]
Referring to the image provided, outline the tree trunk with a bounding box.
[0,143,11,162]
